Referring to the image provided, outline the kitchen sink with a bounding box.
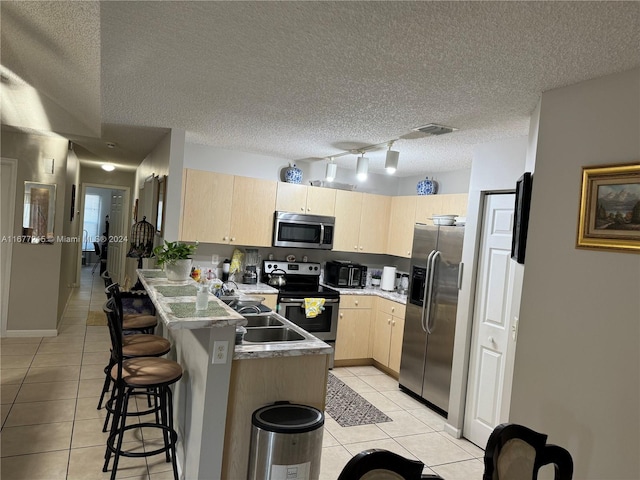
[243,315,285,327]
[243,327,305,343]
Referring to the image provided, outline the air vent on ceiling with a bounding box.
[412,124,457,136]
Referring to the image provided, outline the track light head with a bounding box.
[325,159,337,182]
[356,154,369,181]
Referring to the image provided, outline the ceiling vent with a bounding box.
[412,124,457,136]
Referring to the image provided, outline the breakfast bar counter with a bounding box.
[136,269,331,480]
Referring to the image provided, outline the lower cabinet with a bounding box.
[334,295,373,361]
[372,298,406,374]
[262,294,277,311]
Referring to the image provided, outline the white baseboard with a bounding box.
[444,422,462,438]
[3,329,58,337]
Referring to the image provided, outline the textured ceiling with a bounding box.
[2,1,639,175]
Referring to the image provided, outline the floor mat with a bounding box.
[86,310,107,326]
[326,373,392,427]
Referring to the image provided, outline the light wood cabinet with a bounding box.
[181,170,234,243]
[333,191,390,254]
[415,193,468,226]
[276,183,336,216]
[262,294,278,311]
[180,170,277,246]
[372,298,406,374]
[387,195,417,258]
[230,176,277,246]
[334,295,373,361]
[333,190,363,252]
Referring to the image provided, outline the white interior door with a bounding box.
[464,193,517,447]
[1,158,17,336]
[107,189,128,284]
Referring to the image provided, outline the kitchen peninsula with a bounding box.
[137,270,332,480]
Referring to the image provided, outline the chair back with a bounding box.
[483,423,573,480]
[338,449,442,480]
[103,298,124,380]
[93,241,101,256]
[105,283,126,326]
[101,270,114,288]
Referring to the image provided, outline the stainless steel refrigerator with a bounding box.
[399,224,464,415]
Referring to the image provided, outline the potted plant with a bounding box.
[152,241,198,281]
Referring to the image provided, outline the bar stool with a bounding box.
[97,283,167,410]
[105,282,157,335]
[103,299,181,480]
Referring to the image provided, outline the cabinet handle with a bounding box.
[300,207,304,211]
[223,236,228,241]
[354,301,358,306]
[354,245,358,250]
[391,307,395,313]
[340,313,343,318]
[307,207,311,212]
[230,237,236,242]
[359,246,363,250]
[392,320,396,327]
[387,319,391,325]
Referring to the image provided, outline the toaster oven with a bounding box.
[324,260,367,288]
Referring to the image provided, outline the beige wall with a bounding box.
[1,130,69,334]
[57,147,81,322]
[511,68,640,479]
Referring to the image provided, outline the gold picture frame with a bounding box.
[577,163,640,253]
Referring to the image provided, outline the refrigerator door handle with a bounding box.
[457,262,464,290]
[421,250,436,333]
[426,251,441,334]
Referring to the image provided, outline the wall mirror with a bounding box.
[23,181,56,243]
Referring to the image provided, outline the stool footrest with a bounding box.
[106,423,177,459]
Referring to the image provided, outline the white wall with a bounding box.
[510,68,640,479]
[446,135,528,435]
[185,142,470,197]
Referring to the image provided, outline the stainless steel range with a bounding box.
[262,261,339,366]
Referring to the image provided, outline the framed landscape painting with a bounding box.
[577,163,640,253]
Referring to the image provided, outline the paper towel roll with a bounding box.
[381,266,397,291]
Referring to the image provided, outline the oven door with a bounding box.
[277,297,339,341]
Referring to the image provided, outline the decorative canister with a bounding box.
[416,176,437,195]
[284,163,303,184]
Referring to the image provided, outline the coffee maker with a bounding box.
[242,248,259,284]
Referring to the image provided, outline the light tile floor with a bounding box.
[1,266,484,479]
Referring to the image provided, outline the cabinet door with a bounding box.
[181,169,234,243]
[372,309,392,366]
[306,187,336,216]
[230,177,277,247]
[387,195,417,258]
[262,294,278,311]
[334,308,371,360]
[414,195,443,225]
[333,190,363,252]
[276,183,307,213]
[358,193,391,254]
[441,193,468,216]
[388,314,405,373]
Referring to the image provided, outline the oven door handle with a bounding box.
[279,298,340,304]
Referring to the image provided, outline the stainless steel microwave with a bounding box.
[272,211,335,249]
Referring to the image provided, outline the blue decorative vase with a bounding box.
[285,163,303,184]
[416,176,437,195]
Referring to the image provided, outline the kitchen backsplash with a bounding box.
[188,243,410,286]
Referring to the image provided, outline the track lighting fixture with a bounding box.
[356,153,369,181]
[325,157,337,182]
[385,141,399,174]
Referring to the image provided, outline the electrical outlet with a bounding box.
[212,340,228,364]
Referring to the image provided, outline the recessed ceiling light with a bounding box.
[101,163,115,172]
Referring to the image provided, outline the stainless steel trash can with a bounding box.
[248,402,324,480]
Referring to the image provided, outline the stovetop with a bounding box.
[262,260,339,299]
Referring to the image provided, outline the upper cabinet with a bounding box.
[415,193,468,225]
[387,195,417,258]
[180,169,276,246]
[229,176,277,247]
[276,183,336,217]
[181,169,234,243]
[333,191,390,254]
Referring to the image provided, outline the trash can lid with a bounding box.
[252,402,324,434]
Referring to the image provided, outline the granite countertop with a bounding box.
[322,284,408,305]
[137,269,246,330]
[138,269,332,359]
